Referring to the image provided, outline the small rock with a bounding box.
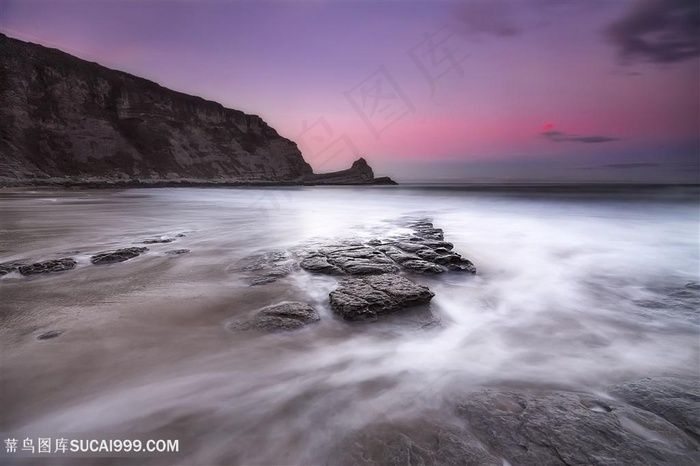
[143,237,174,244]
[329,274,434,321]
[233,302,320,332]
[165,249,190,255]
[414,248,439,261]
[91,247,148,265]
[302,245,399,276]
[300,255,345,275]
[366,239,383,246]
[339,261,399,275]
[401,259,446,274]
[447,260,476,273]
[382,247,419,264]
[395,242,432,253]
[434,253,477,273]
[19,258,76,275]
[37,330,63,340]
[239,249,295,285]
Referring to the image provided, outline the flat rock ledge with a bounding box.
[327,376,699,466]
[240,218,476,286]
[327,420,500,466]
[458,386,699,466]
[230,302,320,332]
[329,274,434,321]
[91,247,148,265]
[18,258,76,275]
[609,376,700,441]
[301,219,475,277]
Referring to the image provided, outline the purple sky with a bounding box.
[1,0,698,182]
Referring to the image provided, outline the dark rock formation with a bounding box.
[400,259,445,274]
[91,247,148,265]
[37,330,63,340]
[18,258,76,275]
[301,219,475,277]
[306,158,396,185]
[143,237,175,244]
[302,245,400,276]
[0,261,25,275]
[0,34,392,186]
[230,302,320,332]
[165,249,190,255]
[327,421,500,466]
[299,255,345,275]
[329,274,434,321]
[458,388,699,466]
[609,376,700,441]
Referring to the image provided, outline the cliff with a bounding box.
[0,33,393,186]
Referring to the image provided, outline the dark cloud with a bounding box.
[578,162,665,171]
[606,0,700,64]
[453,1,521,37]
[542,130,619,144]
[603,162,661,169]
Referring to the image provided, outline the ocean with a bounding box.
[1,184,698,464]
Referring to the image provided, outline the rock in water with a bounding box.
[299,255,345,275]
[458,389,699,466]
[91,247,148,265]
[37,330,63,340]
[609,376,700,440]
[239,250,296,285]
[165,249,190,255]
[18,258,76,275]
[329,274,434,321]
[0,261,25,275]
[301,245,399,276]
[232,302,320,332]
[143,237,175,244]
[400,259,445,274]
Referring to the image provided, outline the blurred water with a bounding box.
[1,185,698,465]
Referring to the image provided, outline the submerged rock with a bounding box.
[609,376,700,440]
[165,249,191,255]
[232,302,320,332]
[329,274,434,321]
[327,420,500,466]
[143,237,174,244]
[37,330,63,340]
[239,249,296,285]
[91,247,148,265]
[458,388,699,466]
[18,258,76,275]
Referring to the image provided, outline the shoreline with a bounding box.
[0,176,398,189]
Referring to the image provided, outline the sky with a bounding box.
[1,0,698,183]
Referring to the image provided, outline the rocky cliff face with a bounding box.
[0,34,390,186]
